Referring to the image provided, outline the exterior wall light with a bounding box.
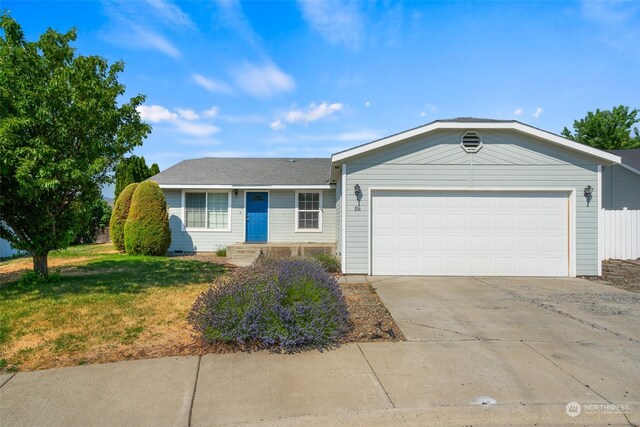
[354,184,362,211]
[233,189,239,198]
[584,185,593,206]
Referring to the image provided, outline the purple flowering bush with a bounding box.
[188,258,350,351]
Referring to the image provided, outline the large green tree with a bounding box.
[561,105,640,150]
[114,155,159,200]
[0,15,151,274]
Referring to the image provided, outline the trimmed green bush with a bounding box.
[109,183,139,251]
[312,252,341,273]
[124,181,171,256]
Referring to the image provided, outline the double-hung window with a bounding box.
[295,191,322,232]
[184,192,231,231]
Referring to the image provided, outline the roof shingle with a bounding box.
[150,158,332,186]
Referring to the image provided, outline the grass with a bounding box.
[0,244,225,372]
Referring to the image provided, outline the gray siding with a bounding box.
[165,189,245,252]
[602,164,640,210]
[343,129,601,276]
[269,190,336,243]
[164,189,336,252]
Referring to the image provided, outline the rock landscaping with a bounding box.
[600,259,640,294]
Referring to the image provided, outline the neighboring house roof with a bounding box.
[608,149,640,174]
[331,118,622,164]
[151,158,332,188]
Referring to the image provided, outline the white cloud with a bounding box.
[137,104,219,137]
[514,108,524,116]
[174,121,219,137]
[365,101,371,107]
[298,0,364,50]
[284,102,343,124]
[418,112,427,117]
[129,24,182,58]
[203,106,220,118]
[100,1,186,59]
[143,0,195,29]
[232,62,295,98]
[177,108,199,121]
[533,107,544,118]
[213,0,263,50]
[192,73,233,94]
[270,119,286,131]
[137,105,177,122]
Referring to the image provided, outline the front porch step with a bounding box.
[227,243,335,267]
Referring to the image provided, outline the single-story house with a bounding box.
[603,149,640,210]
[151,118,632,277]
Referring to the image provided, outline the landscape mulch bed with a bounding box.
[590,259,640,294]
[175,280,405,356]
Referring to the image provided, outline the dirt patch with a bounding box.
[593,259,640,294]
[167,253,238,269]
[0,256,95,284]
[340,282,405,342]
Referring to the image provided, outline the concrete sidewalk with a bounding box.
[1,341,638,426]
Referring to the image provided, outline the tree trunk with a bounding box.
[33,253,49,276]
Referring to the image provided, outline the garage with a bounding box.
[371,190,570,276]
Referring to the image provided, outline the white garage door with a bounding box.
[371,191,570,276]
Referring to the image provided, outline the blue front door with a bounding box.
[246,192,268,242]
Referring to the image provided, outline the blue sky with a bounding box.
[6,0,640,196]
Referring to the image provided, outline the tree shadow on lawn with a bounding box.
[0,257,226,301]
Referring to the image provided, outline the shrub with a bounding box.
[188,258,350,351]
[215,247,226,257]
[109,183,138,251]
[311,252,341,273]
[74,199,112,245]
[124,181,171,256]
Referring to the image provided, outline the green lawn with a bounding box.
[0,244,225,372]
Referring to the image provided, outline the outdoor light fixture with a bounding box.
[584,185,593,206]
[354,184,362,211]
[233,189,239,198]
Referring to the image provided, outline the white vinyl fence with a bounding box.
[601,209,640,260]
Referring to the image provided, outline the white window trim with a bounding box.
[295,190,323,233]
[181,190,232,232]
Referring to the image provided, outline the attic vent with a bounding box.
[461,131,483,153]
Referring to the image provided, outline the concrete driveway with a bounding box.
[368,276,640,423]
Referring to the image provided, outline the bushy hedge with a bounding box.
[188,258,350,351]
[124,181,171,256]
[109,183,138,251]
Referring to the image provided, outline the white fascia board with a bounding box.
[331,121,622,164]
[159,184,335,190]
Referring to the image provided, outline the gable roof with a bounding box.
[151,158,332,188]
[608,149,640,174]
[331,118,622,164]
